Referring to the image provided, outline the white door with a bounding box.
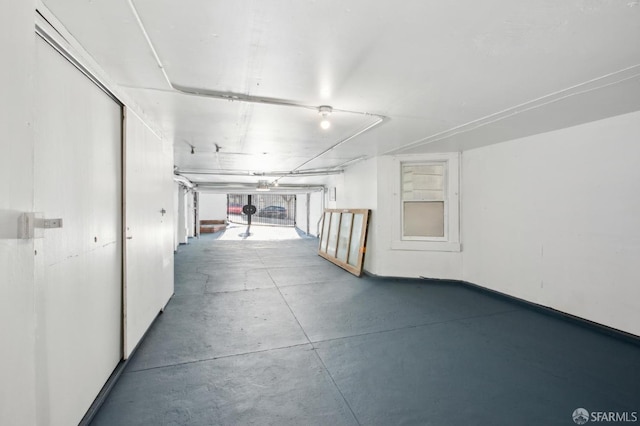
[123,108,175,358]
[34,36,122,426]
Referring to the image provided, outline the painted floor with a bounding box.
[91,226,640,425]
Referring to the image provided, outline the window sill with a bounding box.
[391,240,461,252]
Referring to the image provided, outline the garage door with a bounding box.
[227,194,296,227]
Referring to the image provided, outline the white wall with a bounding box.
[462,110,640,336]
[173,182,180,250]
[339,158,378,210]
[308,191,324,237]
[335,158,380,274]
[0,0,37,423]
[295,193,308,234]
[199,193,227,220]
[187,190,195,238]
[326,173,343,210]
[295,192,326,235]
[177,186,189,244]
[175,186,195,242]
[124,109,175,358]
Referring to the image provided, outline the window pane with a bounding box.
[406,174,443,190]
[403,201,444,237]
[402,163,444,201]
[320,212,331,253]
[403,164,444,175]
[327,212,341,256]
[336,213,353,262]
[348,214,364,266]
[402,189,444,201]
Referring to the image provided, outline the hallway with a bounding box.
[91,229,640,425]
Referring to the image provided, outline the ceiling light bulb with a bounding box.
[318,105,332,130]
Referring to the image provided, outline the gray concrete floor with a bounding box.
[92,226,640,425]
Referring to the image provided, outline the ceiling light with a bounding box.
[318,105,332,130]
[256,180,270,192]
[190,145,195,154]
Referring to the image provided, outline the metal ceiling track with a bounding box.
[35,11,122,106]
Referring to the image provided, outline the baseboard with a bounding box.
[361,270,640,347]
[454,279,640,347]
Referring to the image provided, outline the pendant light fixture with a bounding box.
[318,105,332,130]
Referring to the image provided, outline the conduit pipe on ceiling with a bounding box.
[196,182,324,189]
[176,168,344,177]
[287,119,384,175]
[195,182,326,193]
[173,174,195,188]
[127,0,386,120]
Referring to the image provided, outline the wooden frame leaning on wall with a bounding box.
[318,208,371,276]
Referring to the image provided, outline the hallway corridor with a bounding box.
[91,229,640,425]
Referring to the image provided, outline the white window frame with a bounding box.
[391,153,461,252]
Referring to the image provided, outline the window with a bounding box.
[318,209,371,276]
[392,153,460,252]
[402,162,446,239]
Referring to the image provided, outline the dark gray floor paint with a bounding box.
[92,231,640,425]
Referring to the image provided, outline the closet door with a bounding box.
[34,35,122,426]
[123,108,175,358]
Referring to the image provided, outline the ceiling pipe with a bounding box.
[195,182,325,193]
[287,118,385,175]
[331,156,368,169]
[128,0,386,120]
[176,168,344,177]
[173,174,195,188]
[196,182,324,188]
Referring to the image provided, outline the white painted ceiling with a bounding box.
[41,0,640,188]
